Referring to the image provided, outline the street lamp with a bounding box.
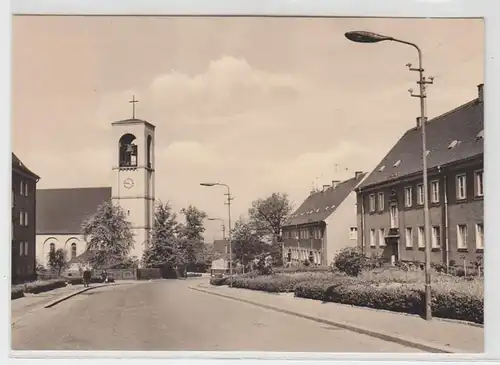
[345,30,434,321]
[208,217,226,240]
[200,182,234,287]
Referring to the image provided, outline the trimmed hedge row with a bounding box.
[24,279,67,294]
[294,280,483,324]
[66,277,115,285]
[11,286,25,300]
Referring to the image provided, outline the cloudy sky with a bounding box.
[12,16,483,241]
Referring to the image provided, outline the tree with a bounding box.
[232,218,267,268]
[81,201,135,269]
[142,201,179,268]
[48,248,69,276]
[248,192,293,239]
[248,193,293,266]
[177,205,208,268]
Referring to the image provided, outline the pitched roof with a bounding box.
[284,173,367,227]
[12,153,40,180]
[36,187,112,234]
[357,97,484,191]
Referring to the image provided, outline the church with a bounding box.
[36,104,156,269]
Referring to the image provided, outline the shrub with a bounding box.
[294,275,484,324]
[11,286,25,300]
[23,279,67,294]
[333,247,366,276]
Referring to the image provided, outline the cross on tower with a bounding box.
[129,95,139,119]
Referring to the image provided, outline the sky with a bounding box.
[11,16,484,242]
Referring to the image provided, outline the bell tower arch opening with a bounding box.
[147,135,153,169]
[119,133,138,168]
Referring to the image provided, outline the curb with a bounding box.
[189,285,464,354]
[44,283,118,308]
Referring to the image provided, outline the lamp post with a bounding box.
[345,30,434,320]
[208,217,226,240]
[200,182,234,287]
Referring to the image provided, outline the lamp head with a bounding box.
[200,182,217,187]
[345,31,393,43]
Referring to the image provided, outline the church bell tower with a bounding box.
[111,95,155,264]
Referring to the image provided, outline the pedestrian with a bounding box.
[83,270,91,288]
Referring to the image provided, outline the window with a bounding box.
[50,243,55,253]
[456,174,467,200]
[19,211,28,226]
[404,187,412,207]
[12,188,14,208]
[24,212,28,227]
[430,180,440,203]
[369,194,376,212]
[476,223,484,250]
[378,228,386,247]
[457,224,468,249]
[20,181,27,196]
[418,226,425,248]
[349,227,358,240]
[19,242,23,256]
[393,160,401,167]
[24,241,28,256]
[475,170,483,197]
[432,226,441,248]
[448,140,459,149]
[417,184,424,205]
[377,192,384,211]
[71,243,77,259]
[405,227,413,248]
[390,204,398,228]
[370,229,376,247]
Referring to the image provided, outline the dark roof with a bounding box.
[358,97,484,191]
[12,153,40,180]
[284,173,367,227]
[212,239,229,254]
[36,187,112,234]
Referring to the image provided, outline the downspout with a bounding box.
[443,171,450,272]
[360,190,365,255]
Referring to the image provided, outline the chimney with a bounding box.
[478,83,484,103]
[355,171,363,179]
[331,180,340,189]
[322,184,330,192]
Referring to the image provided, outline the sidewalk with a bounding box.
[11,281,135,324]
[192,283,484,353]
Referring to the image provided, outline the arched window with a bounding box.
[71,243,77,259]
[119,133,138,167]
[50,243,55,253]
[147,135,153,168]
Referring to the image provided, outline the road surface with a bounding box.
[12,279,422,352]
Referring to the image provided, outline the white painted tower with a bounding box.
[111,105,155,264]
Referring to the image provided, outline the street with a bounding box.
[11,279,422,352]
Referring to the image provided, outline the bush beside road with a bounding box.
[210,268,483,324]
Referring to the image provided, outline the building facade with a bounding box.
[12,153,40,283]
[356,84,484,268]
[282,171,367,266]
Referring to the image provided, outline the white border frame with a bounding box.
[3,0,499,364]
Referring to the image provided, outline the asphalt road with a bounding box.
[11,279,422,352]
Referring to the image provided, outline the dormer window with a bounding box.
[476,130,484,140]
[393,160,401,168]
[425,150,430,156]
[315,208,320,212]
[378,165,386,172]
[448,140,459,149]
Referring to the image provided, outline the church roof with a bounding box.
[36,187,112,235]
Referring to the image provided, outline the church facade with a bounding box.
[36,117,156,268]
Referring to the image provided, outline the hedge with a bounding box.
[294,280,483,324]
[67,277,110,285]
[23,279,67,294]
[11,286,25,300]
